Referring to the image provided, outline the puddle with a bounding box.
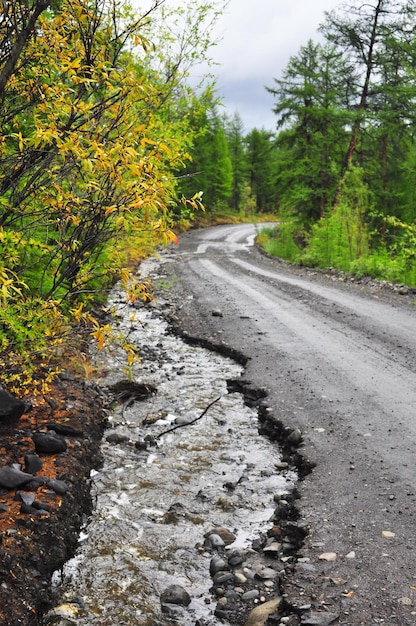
[47,258,297,625]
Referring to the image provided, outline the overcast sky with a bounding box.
[206,0,342,132]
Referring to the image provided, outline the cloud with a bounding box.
[210,0,341,130]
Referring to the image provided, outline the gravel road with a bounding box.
[155,223,416,625]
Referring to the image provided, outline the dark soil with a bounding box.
[0,375,106,626]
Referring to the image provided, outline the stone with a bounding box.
[318,552,337,561]
[210,555,229,576]
[234,572,248,584]
[106,432,130,444]
[263,541,281,555]
[32,432,67,454]
[0,390,30,424]
[243,597,282,626]
[300,612,339,626]
[17,492,35,506]
[0,466,33,489]
[20,503,48,516]
[255,567,279,580]
[46,479,69,495]
[212,571,233,585]
[46,423,84,437]
[205,527,236,545]
[242,589,260,601]
[160,584,191,607]
[204,533,225,550]
[24,453,43,475]
[287,428,302,444]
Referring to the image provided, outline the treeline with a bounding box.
[179,0,416,288]
[0,0,222,391]
[176,108,279,216]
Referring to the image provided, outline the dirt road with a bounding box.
[157,223,416,625]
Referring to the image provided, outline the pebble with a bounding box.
[234,572,248,584]
[213,571,234,584]
[255,567,278,580]
[300,612,339,625]
[242,589,260,601]
[318,552,337,561]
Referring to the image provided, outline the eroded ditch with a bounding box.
[44,258,309,626]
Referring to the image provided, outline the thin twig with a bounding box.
[155,395,223,440]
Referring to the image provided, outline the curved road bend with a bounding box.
[159,223,416,625]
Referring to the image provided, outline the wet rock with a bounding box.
[47,479,69,495]
[106,432,130,444]
[163,502,187,523]
[228,552,245,567]
[108,380,157,403]
[263,541,281,555]
[212,309,223,317]
[255,566,279,580]
[210,555,229,576]
[24,453,43,475]
[243,597,282,626]
[205,526,236,545]
[214,607,229,619]
[234,572,248,584]
[242,589,260,601]
[160,584,191,607]
[300,613,339,626]
[204,533,225,550]
[161,602,185,618]
[212,571,234,584]
[0,389,29,424]
[0,465,34,489]
[32,432,67,454]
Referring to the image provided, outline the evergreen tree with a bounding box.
[267,40,352,224]
[224,112,248,212]
[176,104,232,211]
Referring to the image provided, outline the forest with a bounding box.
[1,0,416,393]
[178,0,416,292]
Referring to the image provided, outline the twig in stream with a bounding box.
[155,395,223,440]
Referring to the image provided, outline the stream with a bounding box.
[45,256,297,626]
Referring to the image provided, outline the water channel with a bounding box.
[46,256,297,626]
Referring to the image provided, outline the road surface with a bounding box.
[157,223,416,625]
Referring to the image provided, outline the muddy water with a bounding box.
[47,258,297,626]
